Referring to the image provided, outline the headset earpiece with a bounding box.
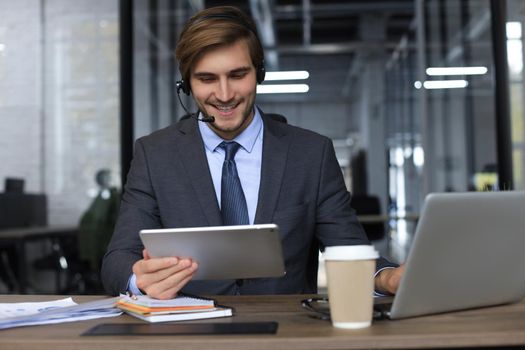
[257,63,266,84]
[176,80,191,95]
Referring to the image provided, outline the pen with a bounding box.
[126,291,138,300]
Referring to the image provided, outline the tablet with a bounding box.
[83,322,279,336]
[139,224,286,280]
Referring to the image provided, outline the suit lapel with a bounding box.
[174,120,223,226]
[254,115,290,224]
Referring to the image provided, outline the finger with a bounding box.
[134,259,194,291]
[155,273,195,300]
[150,259,194,281]
[133,256,179,275]
[388,267,404,293]
[143,249,151,260]
[146,262,198,299]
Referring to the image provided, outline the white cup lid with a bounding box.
[323,245,379,261]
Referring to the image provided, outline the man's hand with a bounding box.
[132,249,198,300]
[374,264,405,295]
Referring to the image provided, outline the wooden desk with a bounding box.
[0,226,78,293]
[0,294,524,349]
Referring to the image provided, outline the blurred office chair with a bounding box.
[0,177,47,229]
[0,193,47,229]
[71,169,120,294]
[0,178,81,294]
[351,194,386,241]
[34,170,119,295]
[5,178,25,193]
[0,178,47,292]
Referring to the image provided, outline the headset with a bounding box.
[175,12,266,98]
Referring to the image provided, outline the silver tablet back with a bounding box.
[140,224,286,280]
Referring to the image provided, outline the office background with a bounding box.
[1,0,524,293]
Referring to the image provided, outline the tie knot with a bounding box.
[220,141,241,161]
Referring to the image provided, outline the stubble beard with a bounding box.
[197,97,255,138]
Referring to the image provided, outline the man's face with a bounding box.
[189,39,257,140]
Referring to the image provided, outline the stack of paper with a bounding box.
[0,297,122,330]
[117,294,233,323]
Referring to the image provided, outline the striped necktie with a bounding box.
[219,141,249,225]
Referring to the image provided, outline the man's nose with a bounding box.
[216,78,234,102]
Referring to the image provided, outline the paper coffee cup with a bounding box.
[323,245,379,329]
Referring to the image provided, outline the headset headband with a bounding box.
[177,11,266,95]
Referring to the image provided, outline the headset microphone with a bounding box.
[198,115,215,123]
[198,114,215,123]
[175,80,215,123]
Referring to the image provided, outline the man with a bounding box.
[101,6,403,299]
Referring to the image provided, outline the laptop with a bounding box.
[139,223,286,280]
[375,191,525,319]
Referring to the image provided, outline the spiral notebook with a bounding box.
[117,294,233,323]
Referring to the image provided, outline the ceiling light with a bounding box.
[426,66,488,76]
[0,43,5,51]
[507,22,522,39]
[257,84,310,94]
[264,71,309,81]
[413,146,424,167]
[422,80,469,89]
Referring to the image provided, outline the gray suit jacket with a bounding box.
[101,112,395,295]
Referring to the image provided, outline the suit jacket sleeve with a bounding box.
[314,137,396,271]
[101,138,162,295]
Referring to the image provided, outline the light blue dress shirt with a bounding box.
[128,108,263,294]
[198,108,263,225]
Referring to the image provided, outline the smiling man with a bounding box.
[101,6,403,299]
[190,40,257,140]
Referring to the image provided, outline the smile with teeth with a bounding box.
[211,102,239,115]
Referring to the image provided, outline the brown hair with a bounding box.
[175,6,264,83]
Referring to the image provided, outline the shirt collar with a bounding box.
[199,107,263,153]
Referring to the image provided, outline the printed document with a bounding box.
[0,297,121,330]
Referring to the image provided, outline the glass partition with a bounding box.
[508,0,525,190]
[0,0,120,293]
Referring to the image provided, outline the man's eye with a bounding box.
[231,72,247,79]
[199,77,215,83]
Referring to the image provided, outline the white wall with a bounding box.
[0,0,43,193]
[0,0,120,226]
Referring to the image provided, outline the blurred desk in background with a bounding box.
[358,214,420,262]
[357,213,419,224]
[0,226,78,293]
